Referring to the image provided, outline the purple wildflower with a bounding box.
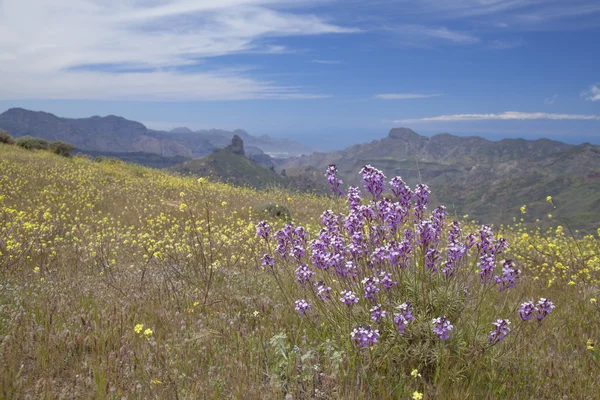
[424,248,440,272]
[325,164,344,197]
[362,276,380,301]
[370,304,387,322]
[379,271,397,290]
[432,316,453,340]
[489,319,511,344]
[256,220,270,242]
[295,264,315,287]
[347,186,362,210]
[414,184,431,219]
[360,165,386,199]
[340,289,359,307]
[351,325,380,348]
[394,302,415,334]
[494,259,520,291]
[535,298,555,325]
[518,301,535,321]
[261,254,274,268]
[314,281,332,301]
[478,254,496,284]
[294,299,311,315]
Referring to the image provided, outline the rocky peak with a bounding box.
[388,127,420,140]
[225,134,245,156]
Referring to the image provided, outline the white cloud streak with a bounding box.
[390,24,479,43]
[0,0,356,101]
[544,94,558,105]
[396,111,600,123]
[311,59,342,64]
[375,93,441,100]
[582,85,600,101]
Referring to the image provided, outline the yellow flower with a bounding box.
[151,379,163,385]
[253,310,260,317]
[413,391,423,400]
[144,328,153,336]
[591,298,597,304]
[193,301,200,307]
[587,339,595,351]
[548,214,552,219]
[411,369,420,378]
[521,233,529,240]
[134,324,144,334]
[221,201,227,206]
[179,203,187,212]
[568,281,575,286]
[520,205,527,214]
[546,195,552,203]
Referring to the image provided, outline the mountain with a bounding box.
[279,128,600,232]
[0,108,315,159]
[171,135,327,192]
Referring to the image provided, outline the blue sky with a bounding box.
[1,0,599,150]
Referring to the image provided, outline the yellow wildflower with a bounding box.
[587,339,595,351]
[411,369,420,378]
[546,196,552,203]
[253,310,260,317]
[520,205,527,214]
[591,298,597,304]
[144,328,153,336]
[413,391,423,400]
[134,324,144,334]
[152,379,163,385]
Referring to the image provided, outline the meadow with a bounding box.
[0,143,599,399]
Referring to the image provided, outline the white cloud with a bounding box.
[396,111,600,123]
[311,59,342,64]
[375,93,441,100]
[0,0,356,101]
[390,25,479,44]
[582,85,600,101]
[544,94,558,105]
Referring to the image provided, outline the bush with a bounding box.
[257,165,555,384]
[0,129,15,145]
[49,141,75,157]
[15,136,49,150]
[256,202,292,221]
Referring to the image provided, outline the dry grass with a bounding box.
[0,143,599,399]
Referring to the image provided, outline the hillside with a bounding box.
[280,128,600,232]
[0,108,315,159]
[1,142,599,399]
[171,135,327,192]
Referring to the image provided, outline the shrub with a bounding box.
[256,202,292,221]
[257,165,555,383]
[0,129,15,145]
[49,141,75,157]
[15,136,49,150]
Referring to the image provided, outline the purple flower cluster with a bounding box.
[518,298,555,325]
[370,304,387,322]
[256,220,270,242]
[340,289,359,307]
[351,325,380,347]
[360,165,386,199]
[362,276,380,301]
[432,316,453,340]
[295,264,315,287]
[255,165,553,350]
[394,302,415,334]
[326,164,344,197]
[488,318,511,344]
[494,259,520,291]
[294,299,311,315]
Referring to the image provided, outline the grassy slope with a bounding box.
[0,143,599,399]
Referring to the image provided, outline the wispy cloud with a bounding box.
[311,59,342,64]
[375,93,441,100]
[0,0,357,101]
[390,24,479,44]
[396,111,600,123]
[582,85,600,101]
[489,38,525,49]
[544,94,558,105]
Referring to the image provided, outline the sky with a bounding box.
[1,0,599,150]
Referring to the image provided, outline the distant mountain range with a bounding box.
[0,108,315,158]
[279,128,600,232]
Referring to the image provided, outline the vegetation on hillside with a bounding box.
[0,143,599,399]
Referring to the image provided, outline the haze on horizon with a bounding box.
[1,0,599,150]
